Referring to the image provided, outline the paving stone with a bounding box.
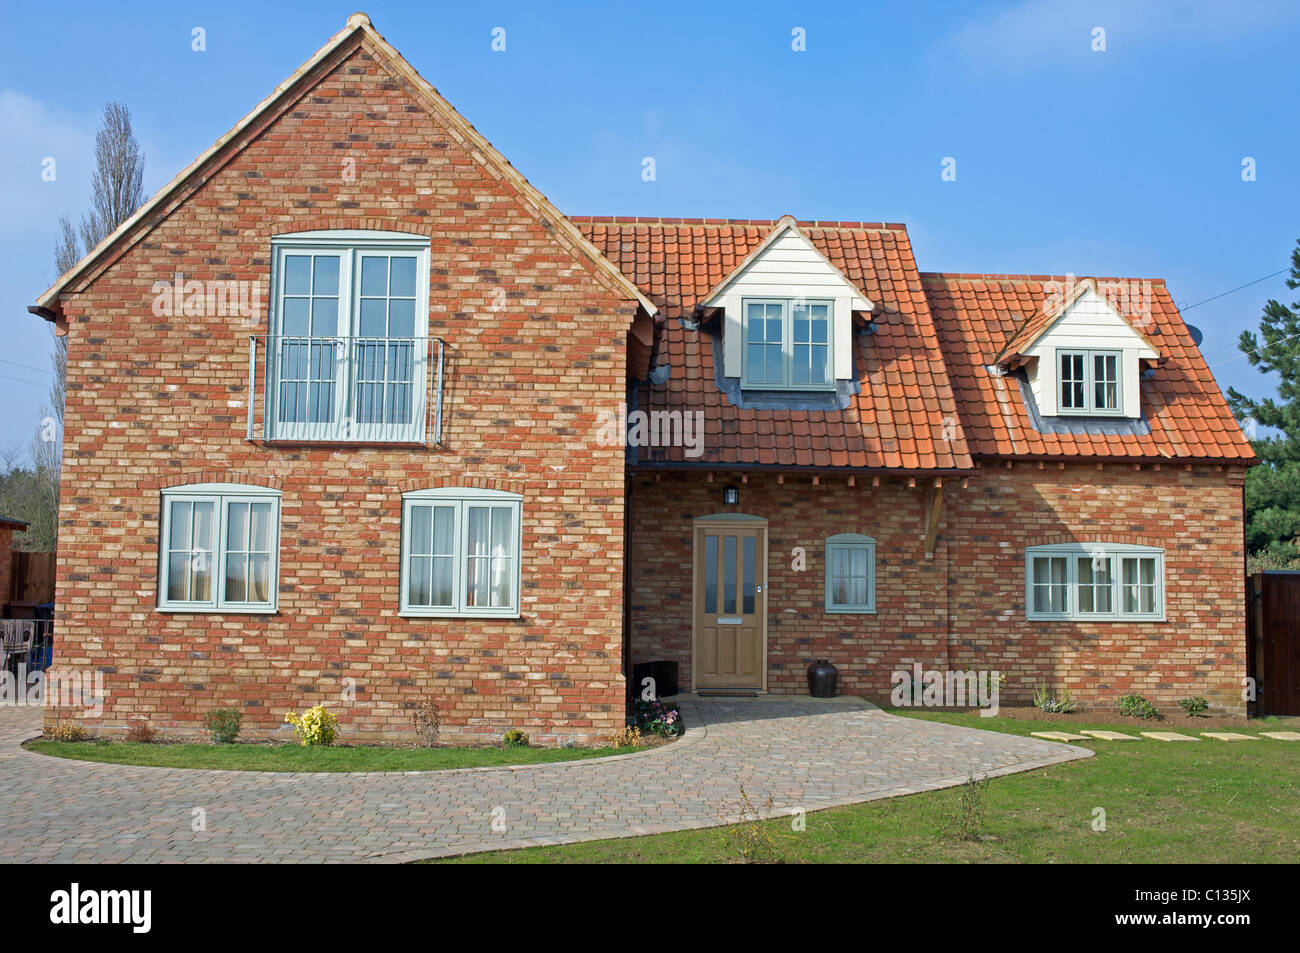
[1200,732,1260,741]
[1140,731,1201,742]
[1030,731,1090,741]
[1079,730,1139,740]
[1259,731,1300,741]
[0,700,1089,862]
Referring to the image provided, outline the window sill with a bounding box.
[1026,614,1166,623]
[251,439,431,449]
[156,606,278,615]
[825,607,876,615]
[399,610,521,620]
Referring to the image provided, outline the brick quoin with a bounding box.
[48,42,632,745]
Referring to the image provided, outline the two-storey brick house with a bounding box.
[29,14,1254,743]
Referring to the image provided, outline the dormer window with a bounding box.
[742,298,833,390]
[1058,349,1121,415]
[699,217,874,391]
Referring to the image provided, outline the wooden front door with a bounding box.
[693,518,767,691]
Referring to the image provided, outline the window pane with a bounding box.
[489,556,512,607]
[284,256,310,295]
[765,345,783,384]
[490,507,512,556]
[248,554,271,603]
[169,501,192,550]
[810,346,828,384]
[409,505,432,554]
[466,558,489,607]
[193,502,214,550]
[359,298,387,337]
[226,501,249,551]
[361,256,388,296]
[467,507,489,556]
[723,535,737,614]
[167,553,190,602]
[388,298,415,338]
[743,536,755,614]
[311,297,338,336]
[432,506,455,555]
[225,554,247,603]
[250,503,273,551]
[704,534,717,614]
[312,256,339,296]
[390,257,417,298]
[408,555,432,606]
[431,556,453,606]
[282,297,310,336]
[810,305,829,342]
[191,552,212,602]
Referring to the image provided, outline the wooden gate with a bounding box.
[1247,571,1300,716]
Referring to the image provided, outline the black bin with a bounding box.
[631,660,679,700]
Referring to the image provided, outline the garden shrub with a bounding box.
[50,721,87,743]
[204,708,243,744]
[1178,696,1210,717]
[503,728,529,748]
[608,725,642,748]
[125,721,157,744]
[284,705,339,746]
[1033,685,1077,714]
[1119,694,1159,719]
[411,700,440,747]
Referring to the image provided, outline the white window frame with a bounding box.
[740,297,835,391]
[158,483,281,613]
[400,488,523,618]
[825,533,876,613]
[1056,348,1123,416]
[1025,543,1164,621]
[268,230,431,443]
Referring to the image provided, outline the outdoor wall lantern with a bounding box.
[722,484,740,506]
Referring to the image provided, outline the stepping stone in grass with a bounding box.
[1259,731,1300,741]
[1140,731,1200,742]
[1030,731,1090,741]
[1200,732,1260,741]
[1079,730,1138,741]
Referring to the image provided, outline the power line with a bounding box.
[1181,268,1289,313]
[0,358,53,376]
[1207,327,1300,370]
[0,372,50,389]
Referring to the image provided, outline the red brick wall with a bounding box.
[628,464,1247,713]
[948,463,1247,712]
[49,41,632,744]
[628,473,949,695]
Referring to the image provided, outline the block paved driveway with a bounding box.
[0,697,1089,862]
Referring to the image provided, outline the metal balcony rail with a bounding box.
[247,335,443,445]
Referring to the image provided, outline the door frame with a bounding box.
[691,513,768,692]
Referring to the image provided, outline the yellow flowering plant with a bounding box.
[284,705,339,746]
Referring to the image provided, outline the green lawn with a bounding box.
[26,740,641,772]
[436,711,1300,863]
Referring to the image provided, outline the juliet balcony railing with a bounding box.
[247,335,443,445]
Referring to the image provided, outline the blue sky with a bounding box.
[2,0,1298,456]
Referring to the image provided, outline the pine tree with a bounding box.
[1227,239,1300,559]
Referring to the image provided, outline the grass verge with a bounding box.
[25,739,645,772]
[432,710,1300,863]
